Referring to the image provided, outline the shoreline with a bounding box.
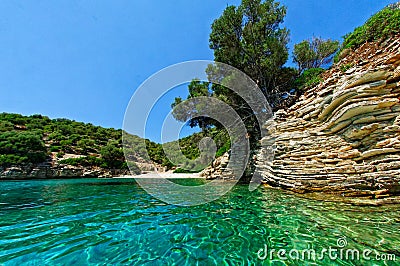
[113,172,204,179]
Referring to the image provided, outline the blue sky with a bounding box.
[0,0,393,142]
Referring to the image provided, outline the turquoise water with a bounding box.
[0,179,399,265]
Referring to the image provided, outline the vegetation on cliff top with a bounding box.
[336,2,400,62]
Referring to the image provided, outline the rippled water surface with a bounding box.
[0,178,399,265]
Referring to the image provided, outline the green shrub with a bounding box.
[294,68,325,90]
[0,154,28,166]
[0,121,14,132]
[0,131,47,166]
[100,143,125,169]
[77,138,96,154]
[57,144,126,170]
[50,146,61,152]
[340,63,354,73]
[215,140,230,157]
[335,4,400,62]
[173,168,201,174]
[161,158,174,169]
[59,156,104,167]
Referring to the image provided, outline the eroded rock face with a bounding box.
[0,165,129,180]
[200,152,234,180]
[257,37,400,198]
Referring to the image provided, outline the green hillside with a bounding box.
[0,113,135,170]
[0,113,229,174]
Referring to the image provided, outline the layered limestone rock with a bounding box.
[200,152,234,180]
[0,153,162,179]
[257,37,400,198]
[0,164,128,179]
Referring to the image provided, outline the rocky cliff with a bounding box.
[257,36,400,198]
[0,158,163,180]
[0,164,128,179]
[200,152,233,180]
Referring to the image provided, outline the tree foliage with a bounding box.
[0,130,46,166]
[100,142,125,169]
[172,80,214,130]
[293,37,339,73]
[209,0,289,103]
[172,0,290,150]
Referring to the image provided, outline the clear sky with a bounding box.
[0,0,394,142]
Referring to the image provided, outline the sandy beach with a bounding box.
[113,172,203,179]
